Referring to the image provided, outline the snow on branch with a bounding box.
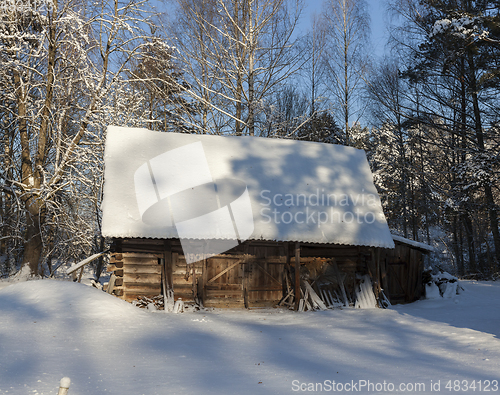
[430,15,490,42]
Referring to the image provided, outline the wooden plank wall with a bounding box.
[380,242,425,304]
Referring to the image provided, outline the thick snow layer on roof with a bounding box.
[101,126,394,249]
[392,235,435,252]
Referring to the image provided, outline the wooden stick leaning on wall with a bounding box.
[294,242,301,311]
[202,258,207,305]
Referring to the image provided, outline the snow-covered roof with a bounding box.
[101,126,395,249]
[392,235,435,252]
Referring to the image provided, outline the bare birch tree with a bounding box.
[321,0,370,145]
[170,0,304,136]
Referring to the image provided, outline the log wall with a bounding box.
[107,253,162,302]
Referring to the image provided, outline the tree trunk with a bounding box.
[461,213,476,273]
[247,4,255,136]
[22,211,43,276]
[453,214,464,276]
[467,52,500,268]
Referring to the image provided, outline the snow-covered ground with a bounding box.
[0,280,499,394]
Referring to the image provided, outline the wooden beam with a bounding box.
[376,249,381,299]
[294,242,301,311]
[66,250,109,275]
[161,263,167,307]
[192,262,197,303]
[164,241,175,312]
[243,244,249,309]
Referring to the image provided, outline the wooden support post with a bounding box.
[243,243,249,309]
[284,242,290,294]
[294,242,301,311]
[161,264,167,307]
[77,267,84,283]
[202,258,207,305]
[376,249,381,297]
[57,377,70,395]
[380,253,389,293]
[107,273,116,294]
[192,262,197,303]
[370,249,381,301]
[164,241,174,312]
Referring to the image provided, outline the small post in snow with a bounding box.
[57,377,71,395]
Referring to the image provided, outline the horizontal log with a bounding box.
[122,284,161,292]
[121,245,165,253]
[107,267,124,275]
[173,283,194,290]
[205,284,242,290]
[108,260,123,268]
[252,257,286,264]
[114,278,123,286]
[248,287,283,292]
[300,248,361,258]
[206,290,244,297]
[123,265,162,275]
[123,252,163,259]
[110,254,122,262]
[123,273,161,283]
[120,238,181,246]
[123,257,159,266]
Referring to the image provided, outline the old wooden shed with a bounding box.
[101,126,431,309]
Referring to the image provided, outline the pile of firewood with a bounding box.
[132,295,203,312]
[132,295,165,310]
